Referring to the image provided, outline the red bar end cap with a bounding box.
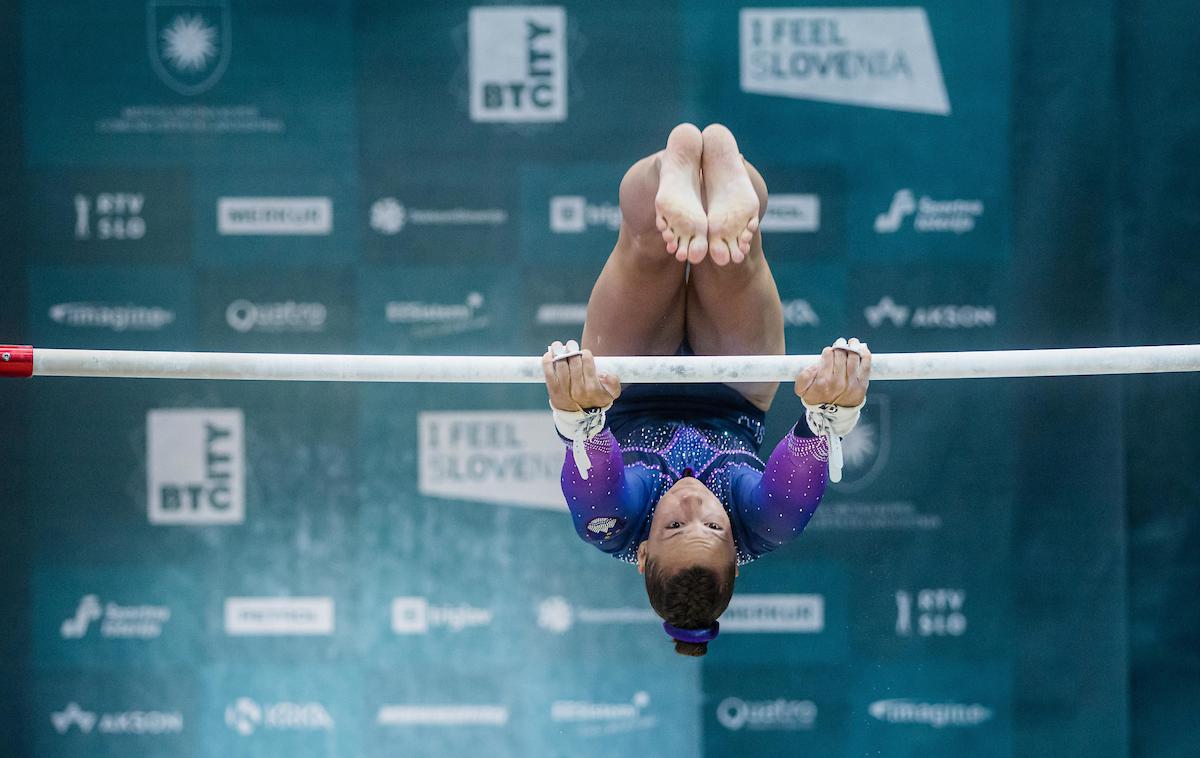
[0,346,33,378]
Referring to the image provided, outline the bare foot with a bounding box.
[701,124,760,265]
[655,123,709,264]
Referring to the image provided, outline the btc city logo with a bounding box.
[147,1,232,96]
[466,6,567,123]
[146,409,245,525]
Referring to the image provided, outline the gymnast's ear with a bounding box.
[637,542,647,575]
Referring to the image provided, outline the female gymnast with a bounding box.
[543,123,871,656]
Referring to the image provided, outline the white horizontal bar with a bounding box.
[24,344,1200,383]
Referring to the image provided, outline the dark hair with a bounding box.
[644,560,736,657]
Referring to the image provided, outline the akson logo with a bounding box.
[717,697,817,731]
[49,303,175,331]
[864,296,996,329]
[868,699,993,728]
[51,702,183,735]
[469,6,566,122]
[146,409,245,525]
[61,594,171,639]
[740,8,950,114]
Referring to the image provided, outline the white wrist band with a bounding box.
[552,402,611,480]
[802,399,865,483]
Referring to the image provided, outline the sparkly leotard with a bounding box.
[559,413,830,566]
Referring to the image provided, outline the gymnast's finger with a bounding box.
[542,351,575,410]
[581,350,606,399]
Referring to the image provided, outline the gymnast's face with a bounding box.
[637,477,738,576]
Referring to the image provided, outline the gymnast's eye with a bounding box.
[667,521,682,529]
[706,522,722,531]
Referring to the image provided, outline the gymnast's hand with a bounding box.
[794,337,871,407]
[543,339,622,412]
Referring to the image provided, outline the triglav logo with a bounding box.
[51,702,183,735]
[759,194,820,232]
[224,698,333,736]
[740,8,949,114]
[225,300,327,333]
[874,189,984,234]
[895,588,967,637]
[535,303,587,326]
[469,6,567,123]
[369,197,508,236]
[721,594,825,633]
[549,195,621,233]
[535,596,657,635]
[217,197,332,236]
[146,409,245,525]
[781,298,820,327]
[147,0,231,96]
[74,193,145,240]
[717,697,817,731]
[419,411,565,509]
[61,594,171,639]
[868,699,992,728]
[377,704,509,727]
[392,597,493,634]
[224,597,334,636]
[49,303,175,332]
[864,296,996,329]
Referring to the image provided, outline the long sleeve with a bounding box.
[560,429,651,554]
[733,424,829,557]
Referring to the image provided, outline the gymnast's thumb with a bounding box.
[598,372,622,401]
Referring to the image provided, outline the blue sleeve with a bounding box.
[733,424,829,558]
[560,429,651,555]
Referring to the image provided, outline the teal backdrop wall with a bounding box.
[0,1,1197,756]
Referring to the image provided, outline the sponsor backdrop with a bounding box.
[1,1,1197,756]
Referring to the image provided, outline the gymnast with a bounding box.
[542,123,872,656]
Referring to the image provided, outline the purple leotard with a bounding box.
[559,417,829,565]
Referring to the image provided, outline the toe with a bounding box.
[687,235,708,264]
[710,238,731,265]
[728,239,744,264]
[656,215,667,232]
[748,215,760,233]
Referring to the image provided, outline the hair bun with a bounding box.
[674,640,707,657]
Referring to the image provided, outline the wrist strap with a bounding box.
[801,399,865,483]
[552,402,611,480]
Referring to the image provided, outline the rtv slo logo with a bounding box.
[895,588,966,637]
[146,409,245,525]
[75,193,146,240]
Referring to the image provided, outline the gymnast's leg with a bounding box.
[686,123,785,411]
[581,123,706,357]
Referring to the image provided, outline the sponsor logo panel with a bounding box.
[224,597,335,637]
[419,411,565,510]
[50,701,185,735]
[716,696,818,731]
[224,697,334,736]
[216,197,332,236]
[146,408,245,525]
[874,189,984,235]
[376,704,509,727]
[895,588,967,638]
[25,170,193,263]
[739,7,950,114]
[29,265,193,350]
[469,7,567,123]
[519,163,627,263]
[867,698,992,728]
[391,597,493,634]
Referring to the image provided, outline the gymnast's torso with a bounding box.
[558,382,831,565]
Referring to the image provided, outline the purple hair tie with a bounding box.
[663,621,719,644]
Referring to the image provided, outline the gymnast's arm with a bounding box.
[734,425,830,555]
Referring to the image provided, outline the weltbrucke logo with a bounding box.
[864,296,996,329]
[51,702,183,735]
[369,197,508,236]
[148,0,231,96]
[217,197,332,236]
[74,192,146,240]
[224,698,333,736]
[759,194,820,232]
[740,8,950,114]
[721,594,825,633]
[225,300,327,333]
[868,699,993,728]
[874,189,984,234]
[224,597,334,636]
[146,409,245,525]
[391,597,493,634]
[49,303,175,332]
[717,697,817,731]
[549,195,621,233]
[468,6,567,123]
[61,594,171,639]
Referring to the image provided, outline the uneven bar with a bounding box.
[3,344,1198,383]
